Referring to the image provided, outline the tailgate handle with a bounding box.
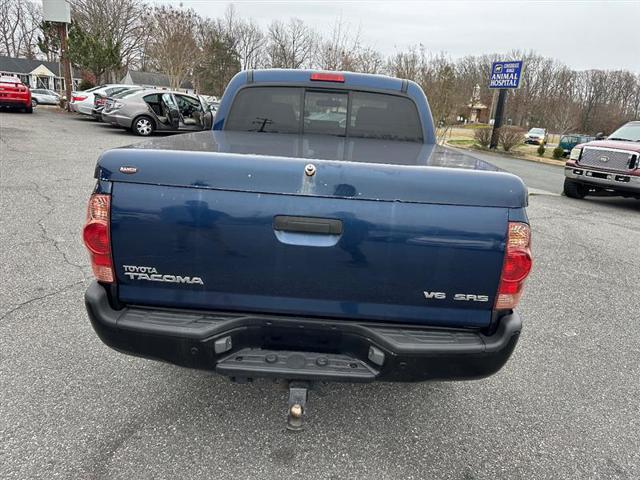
[273,216,343,235]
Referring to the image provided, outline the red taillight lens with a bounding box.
[310,72,345,83]
[73,95,87,102]
[82,194,114,283]
[83,222,109,254]
[495,222,532,310]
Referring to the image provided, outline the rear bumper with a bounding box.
[76,102,93,115]
[85,281,521,383]
[101,111,131,128]
[0,98,29,108]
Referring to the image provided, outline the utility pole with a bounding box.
[59,22,72,110]
[43,0,72,108]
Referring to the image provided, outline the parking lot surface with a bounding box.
[1,108,639,479]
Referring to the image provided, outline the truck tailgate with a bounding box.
[110,190,510,329]
[101,134,526,329]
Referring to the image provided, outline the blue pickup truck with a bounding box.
[83,70,532,427]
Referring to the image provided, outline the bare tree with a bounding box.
[316,17,361,71]
[266,18,316,69]
[213,5,265,70]
[147,5,200,90]
[387,47,422,82]
[355,47,385,74]
[0,0,41,58]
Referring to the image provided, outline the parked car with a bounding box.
[91,86,143,120]
[70,84,131,116]
[524,127,547,145]
[83,69,532,428]
[101,89,213,135]
[564,120,640,199]
[0,75,32,113]
[30,88,61,106]
[558,133,595,156]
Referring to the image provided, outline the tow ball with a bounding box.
[286,381,311,431]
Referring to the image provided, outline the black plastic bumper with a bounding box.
[85,282,521,383]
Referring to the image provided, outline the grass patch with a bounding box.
[447,139,476,146]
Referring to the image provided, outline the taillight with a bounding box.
[495,222,532,310]
[82,194,114,283]
[72,95,87,102]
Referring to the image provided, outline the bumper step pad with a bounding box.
[216,348,378,382]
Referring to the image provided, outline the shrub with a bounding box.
[77,79,95,91]
[499,126,524,152]
[537,144,546,156]
[552,146,564,159]
[474,127,492,147]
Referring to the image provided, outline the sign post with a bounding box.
[488,60,523,149]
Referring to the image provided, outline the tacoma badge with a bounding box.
[122,265,204,285]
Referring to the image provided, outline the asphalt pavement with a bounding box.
[1,108,639,480]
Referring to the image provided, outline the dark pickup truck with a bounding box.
[83,69,532,428]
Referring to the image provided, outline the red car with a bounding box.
[0,76,33,113]
[564,121,640,199]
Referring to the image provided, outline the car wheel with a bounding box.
[563,178,587,199]
[25,103,33,114]
[31,98,38,108]
[133,116,154,136]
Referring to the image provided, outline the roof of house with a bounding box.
[127,70,193,89]
[0,55,63,76]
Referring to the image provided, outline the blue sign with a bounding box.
[489,61,523,89]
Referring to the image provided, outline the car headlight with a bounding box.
[569,147,582,161]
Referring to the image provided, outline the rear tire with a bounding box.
[31,98,38,108]
[25,104,33,113]
[563,178,587,199]
[133,115,154,136]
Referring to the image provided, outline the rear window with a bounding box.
[105,86,129,96]
[114,89,141,99]
[225,87,301,134]
[349,91,422,142]
[225,86,422,142]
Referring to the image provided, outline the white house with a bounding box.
[0,56,81,92]
[120,69,195,94]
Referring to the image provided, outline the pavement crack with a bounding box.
[0,280,85,322]
[30,181,90,282]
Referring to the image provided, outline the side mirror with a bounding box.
[595,132,605,140]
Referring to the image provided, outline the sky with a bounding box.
[160,0,640,73]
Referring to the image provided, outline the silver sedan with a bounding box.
[30,89,60,106]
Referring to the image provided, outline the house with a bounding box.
[466,102,489,124]
[0,55,82,92]
[120,70,195,94]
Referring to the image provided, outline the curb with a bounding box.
[446,142,566,167]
